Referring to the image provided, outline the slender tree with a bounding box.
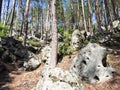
[104,0,111,25]
[70,0,76,30]
[9,0,16,36]
[50,0,57,67]
[4,0,10,25]
[111,0,117,20]
[95,0,101,31]
[45,0,50,31]
[23,0,30,46]
[88,0,93,34]
[0,0,3,21]
[15,0,20,37]
[40,0,44,40]
[20,0,25,36]
[81,0,87,32]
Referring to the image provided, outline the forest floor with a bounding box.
[0,49,120,90]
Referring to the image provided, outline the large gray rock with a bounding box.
[112,20,119,28]
[0,37,41,71]
[112,20,120,31]
[70,43,114,83]
[41,45,51,64]
[23,52,41,71]
[71,29,83,50]
[34,65,83,90]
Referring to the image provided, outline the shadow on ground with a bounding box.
[0,62,22,90]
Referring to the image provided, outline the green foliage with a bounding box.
[58,26,73,57]
[58,43,72,57]
[0,22,9,36]
[28,38,41,47]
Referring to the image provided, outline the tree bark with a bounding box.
[4,0,10,25]
[95,0,101,31]
[23,0,30,46]
[50,0,57,67]
[40,0,44,40]
[70,0,76,30]
[15,0,20,37]
[20,0,24,36]
[9,0,16,36]
[88,0,93,35]
[0,0,3,21]
[81,0,87,32]
[104,0,111,25]
[111,0,117,20]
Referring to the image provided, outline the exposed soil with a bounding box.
[0,51,120,90]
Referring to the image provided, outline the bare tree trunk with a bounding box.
[95,0,101,31]
[111,0,117,20]
[60,0,66,30]
[104,0,111,25]
[45,0,50,32]
[23,0,30,46]
[9,0,16,36]
[0,0,3,21]
[50,0,57,67]
[15,0,20,37]
[88,0,93,35]
[70,0,76,30]
[77,0,81,30]
[4,0,10,25]
[81,0,87,32]
[40,0,44,40]
[102,0,107,30]
[20,0,24,36]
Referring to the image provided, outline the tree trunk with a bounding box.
[81,0,87,32]
[70,0,76,30]
[102,0,107,30]
[20,0,24,36]
[95,0,101,31]
[45,0,50,32]
[60,0,66,30]
[50,0,57,67]
[111,0,117,20]
[15,0,20,37]
[40,0,44,40]
[88,0,93,35]
[9,0,16,36]
[104,0,111,25]
[23,0,30,46]
[0,0,3,21]
[4,0,10,25]
[77,0,81,30]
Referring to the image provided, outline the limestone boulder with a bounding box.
[41,45,51,64]
[34,65,83,90]
[70,43,114,83]
[0,37,41,71]
[112,20,120,31]
[23,52,41,71]
[71,29,83,50]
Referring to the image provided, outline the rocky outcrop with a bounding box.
[70,43,114,83]
[112,20,120,31]
[41,45,51,64]
[23,51,41,71]
[34,65,83,90]
[71,29,83,50]
[0,37,41,71]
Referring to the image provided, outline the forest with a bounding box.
[0,0,120,90]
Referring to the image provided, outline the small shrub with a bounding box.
[0,22,9,36]
[58,27,74,58]
[28,39,41,47]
